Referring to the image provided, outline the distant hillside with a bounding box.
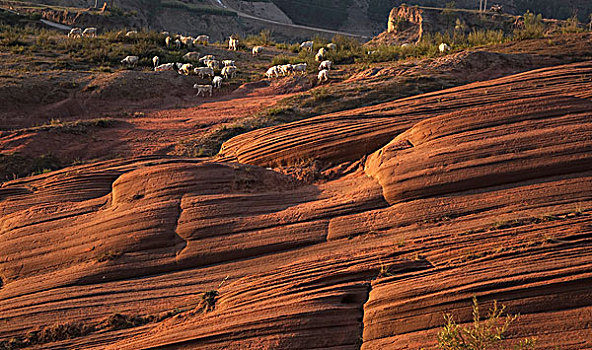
[268,0,591,35]
[269,0,394,36]
[391,0,592,22]
[8,0,591,40]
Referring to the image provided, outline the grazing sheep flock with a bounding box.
[65,27,339,97]
[262,40,337,84]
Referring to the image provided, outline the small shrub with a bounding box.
[245,29,273,46]
[438,297,536,350]
[514,11,544,40]
[103,313,153,330]
[561,15,585,34]
[274,42,300,53]
[467,29,505,46]
[96,250,122,262]
[377,259,392,278]
[197,290,219,313]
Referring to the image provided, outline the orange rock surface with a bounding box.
[1,61,591,349]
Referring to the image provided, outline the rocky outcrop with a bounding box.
[1,61,592,349]
[373,4,517,45]
[218,61,592,169]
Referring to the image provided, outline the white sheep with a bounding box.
[326,43,337,50]
[179,63,193,75]
[180,35,194,48]
[315,47,327,62]
[194,84,213,97]
[292,63,307,75]
[165,36,172,48]
[318,69,329,83]
[125,30,138,37]
[194,67,214,79]
[152,56,160,67]
[68,28,82,38]
[204,59,220,70]
[252,46,264,56]
[229,37,239,51]
[195,35,209,45]
[222,59,235,67]
[175,62,184,70]
[279,64,293,76]
[155,63,175,71]
[121,55,139,66]
[212,76,223,89]
[221,65,237,79]
[82,27,97,38]
[199,55,215,63]
[183,52,201,61]
[318,60,332,70]
[265,66,278,78]
[300,41,314,52]
[439,43,451,53]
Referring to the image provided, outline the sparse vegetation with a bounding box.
[438,297,536,350]
[0,26,184,70]
[377,259,392,278]
[561,15,585,33]
[245,29,274,46]
[26,118,115,134]
[96,250,122,262]
[197,290,219,313]
[0,321,93,349]
[0,153,62,181]
[175,102,298,157]
[0,307,189,349]
[513,11,545,40]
